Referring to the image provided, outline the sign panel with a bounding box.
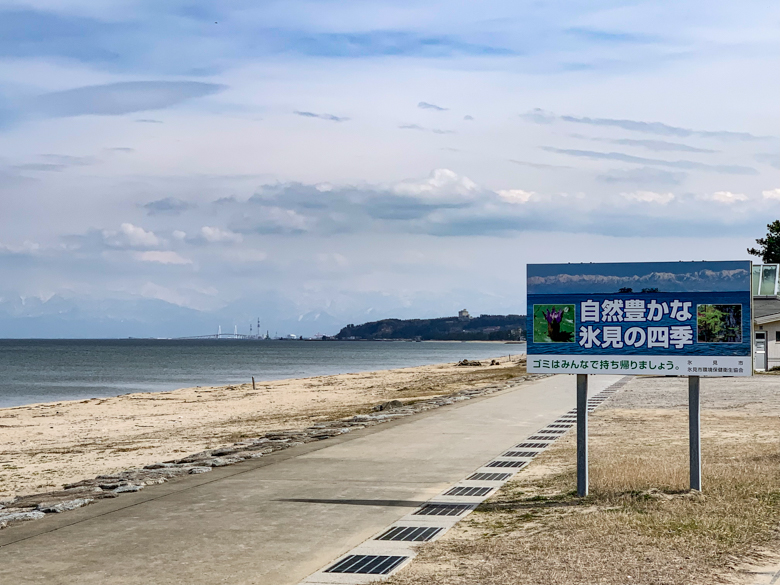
[527,261,752,376]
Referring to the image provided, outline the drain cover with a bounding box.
[376,526,443,542]
[527,435,556,441]
[413,503,473,516]
[325,555,407,574]
[444,486,493,497]
[486,460,527,468]
[502,451,538,458]
[516,442,549,448]
[467,472,511,481]
[537,429,566,434]
[547,424,572,429]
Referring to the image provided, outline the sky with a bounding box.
[0,0,778,338]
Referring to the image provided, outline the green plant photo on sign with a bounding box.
[533,304,575,343]
[697,304,742,343]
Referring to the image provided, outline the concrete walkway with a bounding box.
[0,374,619,585]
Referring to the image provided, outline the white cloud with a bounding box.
[200,226,243,243]
[763,188,780,200]
[703,191,748,204]
[621,191,675,204]
[134,251,192,265]
[0,240,41,254]
[224,249,268,263]
[264,207,312,231]
[497,189,536,204]
[103,223,161,248]
[317,252,349,269]
[393,169,478,199]
[172,230,187,240]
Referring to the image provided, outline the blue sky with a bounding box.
[0,0,778,337]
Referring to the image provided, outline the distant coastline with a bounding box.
[334,312,527,342]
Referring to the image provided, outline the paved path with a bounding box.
[0,374,619,585]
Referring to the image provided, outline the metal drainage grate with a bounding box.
[502,451,538,458]
[325,555,407,575]
[467,472,511,481]
[376,526,443,542]
[516,442,549,449]
[527,435,556,441]
[444,486,493,497]
[537,429,566,434]
[547,424,572,429]
[486,460,527,468]
[413,503,473,516]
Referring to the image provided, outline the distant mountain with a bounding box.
[335,313,526,341]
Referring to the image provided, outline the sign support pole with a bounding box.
[689,375,701,491]
[577,373,588,497]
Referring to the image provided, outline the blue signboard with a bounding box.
[527,261,752,376]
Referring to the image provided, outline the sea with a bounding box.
[0,339,525,408]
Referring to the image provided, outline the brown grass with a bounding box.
[391,408,780,585]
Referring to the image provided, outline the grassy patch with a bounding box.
[391,409,780,585]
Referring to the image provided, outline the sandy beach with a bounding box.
[1,356,524,500]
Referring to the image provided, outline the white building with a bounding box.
[753,264,780,371]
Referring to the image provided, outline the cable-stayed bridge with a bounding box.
[174,326,258,340]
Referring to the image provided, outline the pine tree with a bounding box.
[748,220,780,263]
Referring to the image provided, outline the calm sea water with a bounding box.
[0,339,525,408]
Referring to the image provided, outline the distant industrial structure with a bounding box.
[175,319,272,340]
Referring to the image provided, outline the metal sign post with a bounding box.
[577,374,588,497]
[689,376,701,491]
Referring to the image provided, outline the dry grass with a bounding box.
[391,408,780,585]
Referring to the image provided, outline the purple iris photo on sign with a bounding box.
[527,261,752,377]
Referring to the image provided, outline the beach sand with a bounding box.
[1,356,524,500]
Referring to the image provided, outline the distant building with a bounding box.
[458,309,471,321]
[754,264,780,371]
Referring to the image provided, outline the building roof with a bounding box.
[754,297,780,323]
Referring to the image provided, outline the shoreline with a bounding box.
[0,340,526,409]
[1,355,525,500]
